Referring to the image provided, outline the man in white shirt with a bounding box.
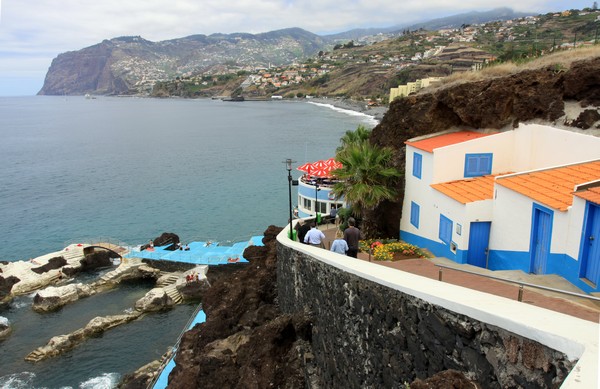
[304,222,325,248]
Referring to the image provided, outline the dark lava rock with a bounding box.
[410,369,481,389]
[572,109,600,129]
[31,256,67,274]
[0,275,19,302]
[140,232,180,251]
[164,225,310,389]
[154,232,180,247]
[79,251,113,272]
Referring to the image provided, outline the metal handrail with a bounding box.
[146,302,204,389]
[436,264,600,303]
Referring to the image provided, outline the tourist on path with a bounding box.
[330,230,348,255]
[343,217,362,258]
[297,220,312,244]
[304,222,325,248]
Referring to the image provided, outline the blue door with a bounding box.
[531,206,553,274]
[467,222,491,268]
[583,204,600,285]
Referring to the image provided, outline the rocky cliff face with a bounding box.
[165,226,310,389]
[370,56,600,237]
[38,29,327,96]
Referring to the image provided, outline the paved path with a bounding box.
[316,225,600,322]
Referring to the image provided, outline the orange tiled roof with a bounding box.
[431,174,502,204]
[405,131,492,153]
[574,185,600,206]
[496,161,600,211]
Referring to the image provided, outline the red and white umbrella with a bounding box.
[311,160,327,169]
[296,162,313,173]
[324,158,338,167]
[297,158,342,178]
[310,167,330,177]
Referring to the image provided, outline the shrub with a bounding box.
[359,239,429,261]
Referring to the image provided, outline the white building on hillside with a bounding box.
[400,124,600,293]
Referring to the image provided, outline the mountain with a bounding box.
[37,8,541,96]
[324,8,534,41]
[38,28,327,96]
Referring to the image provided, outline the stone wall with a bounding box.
[277,243,575,388]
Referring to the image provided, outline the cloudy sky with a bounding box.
[0,0,590,96]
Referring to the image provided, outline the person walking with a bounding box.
[304,222,325,248]
[297,220,312,244]
[330,230,349,255]
[343,217,362,258]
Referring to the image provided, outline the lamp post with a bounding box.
[314,182,321,224]
[286,159,295,240]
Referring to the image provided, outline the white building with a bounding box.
[400,124,600,293]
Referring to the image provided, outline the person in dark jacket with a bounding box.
[297,220,312,244]
[343,217,363,258]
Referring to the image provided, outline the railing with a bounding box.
[146,302,204,389]
[436,264,600,303]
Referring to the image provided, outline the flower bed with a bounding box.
[359,239,430,261]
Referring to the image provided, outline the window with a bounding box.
[410,202,420,228]
[439,214,452,245]
[413,152,422,179]
[303,197,311,209]
[318,202,327,214]
[464,153,493,177]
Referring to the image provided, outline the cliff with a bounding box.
[370,54,600,237]
[164,226,310,389]
[38,29,327,96]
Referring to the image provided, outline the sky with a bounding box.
[0,0,592,96]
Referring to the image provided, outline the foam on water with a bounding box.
[78,373,120,389]
[0,372,36,389]
[307,101,380,126]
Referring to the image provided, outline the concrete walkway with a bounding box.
[317,225,600,322]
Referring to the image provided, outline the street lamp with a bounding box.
[314,182,321,224]
[285,159,297,240]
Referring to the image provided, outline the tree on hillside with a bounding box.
[331,138,402,238]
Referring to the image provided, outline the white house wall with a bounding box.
[514,124,600,169]
[431,124,600,185]
[431,131,517,183]
[402,125,600,291]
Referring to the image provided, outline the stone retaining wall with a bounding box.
[277,243,576,388]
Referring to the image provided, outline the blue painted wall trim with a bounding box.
[402,229,599,293]
[298,185,334,201]
[400,230,457,262]
[488,249,535,272]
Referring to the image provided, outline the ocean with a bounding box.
[0,96,375,388]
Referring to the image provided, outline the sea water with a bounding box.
[0,96,375,388]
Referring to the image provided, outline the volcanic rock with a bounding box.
[31,256,67,274]
[164,226,309,389]
[32,283,95,312]
[134,288,174,312]
[572,109,600,129]
[26,312,142,362]
[79,251,115,271]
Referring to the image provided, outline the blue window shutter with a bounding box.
[464,153,493,177]
[410,202,420,228]
[439,214,452,244]
[480,154,492,174]
[413,152,422,179]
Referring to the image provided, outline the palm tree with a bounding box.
[336,125,371,153]
[331,141,402,237]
